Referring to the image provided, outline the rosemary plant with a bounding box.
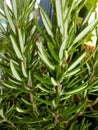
[0,0,98,129]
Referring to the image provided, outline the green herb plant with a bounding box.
[0,0,98,129]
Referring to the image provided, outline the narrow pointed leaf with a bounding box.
[4,0,16,34]
[52,99,57,108]
[21,62,27,78]
[56,0,64,34]
[2,82,17,89]
[36,41,55,70]
[10,35,23,60]
[18,28,24,53]
[11,0,17,19]
[51,77,58,86]
[8,78,21,85]
[66,84,88,95]
[10,60,22,81]
[36,84,53,93]
[39,6,53,37]
[47,41,60,62]
[21,98,32,106]
[64,68,81,77]
[67,52,86,72]
[74,19,98,44]
[59,35,68,60]
[2,82,32,93]
[16,107,27,113]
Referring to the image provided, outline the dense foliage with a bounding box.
[0,0,98,129]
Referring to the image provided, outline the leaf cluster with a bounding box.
[0,0,98,129]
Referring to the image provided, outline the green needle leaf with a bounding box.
[74,19,98,44]
[36,41,55,70]
[59,35,68,60]
[18,28,24,54]
[16,107,27,113]
[47,41,60,62]
[39,5,53,37]
[11,0,17,19]
[2,82,17,89]
[66,83,88,95]
[51,77,58,86]
[64,68,81,77]
[10,60,22,81]
[4,0,16,34]
[21,62,27,78]
[67,52,86,72]
[56,0,64,34]
[10,35,23,60]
